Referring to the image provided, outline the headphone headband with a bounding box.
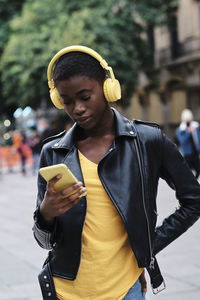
[47,45,111,88]
[47,45,121,108]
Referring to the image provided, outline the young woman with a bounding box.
[33,46,200,300]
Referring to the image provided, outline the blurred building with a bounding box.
[129,0,200,139]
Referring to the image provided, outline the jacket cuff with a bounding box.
[33,207,57,250]
[34,206,55,232]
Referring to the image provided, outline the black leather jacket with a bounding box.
[33,108,200,293]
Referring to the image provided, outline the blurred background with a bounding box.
[1,0,200,171]
[0,0,200,299]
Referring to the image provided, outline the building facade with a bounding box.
[128,0,200,139]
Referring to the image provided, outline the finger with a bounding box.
[140,270,147,293]
[46,174,62,192]
[60,182,83,198]
[61,186,87,203]
[50,174,62,185]
[56,187,87,214]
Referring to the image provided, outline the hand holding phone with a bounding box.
[39,164,87,225]
[39,163,87,197]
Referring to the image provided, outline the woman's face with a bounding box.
[56,76,111,132]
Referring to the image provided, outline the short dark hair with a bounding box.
[53,52,106,84]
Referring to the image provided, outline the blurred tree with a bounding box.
[0,0,25,119]
[0,0,179,110]
[0,0,26,54]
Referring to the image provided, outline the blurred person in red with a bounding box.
[15,132,31,175]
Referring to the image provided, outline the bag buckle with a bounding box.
[152,280,166,294]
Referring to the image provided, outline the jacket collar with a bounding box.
[52,107,136,150]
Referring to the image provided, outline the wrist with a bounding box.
[35,206,55,231]
[39,205,55,225]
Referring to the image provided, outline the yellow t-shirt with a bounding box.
[53,151,143,300]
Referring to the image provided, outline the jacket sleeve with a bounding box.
[32,206,57,250]
[153,133,200,255]
[32,146,57,250]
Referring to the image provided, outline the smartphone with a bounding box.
[39,163,86,197]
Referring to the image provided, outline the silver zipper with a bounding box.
[134,139,155,269]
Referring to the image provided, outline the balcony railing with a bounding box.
[155,37,200,67]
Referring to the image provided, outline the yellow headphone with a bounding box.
[47,45,121,109]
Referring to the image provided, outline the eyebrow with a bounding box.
[76,89,91,95]
[60,89,91,98]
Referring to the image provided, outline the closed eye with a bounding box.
[81,96,90,101]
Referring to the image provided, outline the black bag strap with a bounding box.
[38,263,58,300]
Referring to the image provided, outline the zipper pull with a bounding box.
[149,257,155,269]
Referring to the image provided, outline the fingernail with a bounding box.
[74,182,82,188]
[79,188,87,198]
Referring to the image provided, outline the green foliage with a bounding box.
[1,0,68,109]
[134,0,179,25]
[0,0,26,119]
[0,0,180,111]
[0,0,25,52]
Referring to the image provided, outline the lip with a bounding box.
[76,116,91,125]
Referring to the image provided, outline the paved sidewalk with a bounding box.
[0,168,199,299]
[146,178,200,300]
[0,169,46,300]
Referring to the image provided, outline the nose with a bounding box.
[73,99,86,115]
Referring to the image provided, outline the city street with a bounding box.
[0,167,200,300]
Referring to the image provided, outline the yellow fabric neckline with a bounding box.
[78,150,98,166]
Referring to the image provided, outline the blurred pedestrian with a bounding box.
[4,133,15,173]
[176,108,200,179]
[38,119,58,144]
[17,133,30,176]
[33,46,200,300]
[27,129,41,175]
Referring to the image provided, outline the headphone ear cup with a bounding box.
[103,78,121,102]
[50,88,64,109]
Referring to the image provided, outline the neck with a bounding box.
[79,107,115,139]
